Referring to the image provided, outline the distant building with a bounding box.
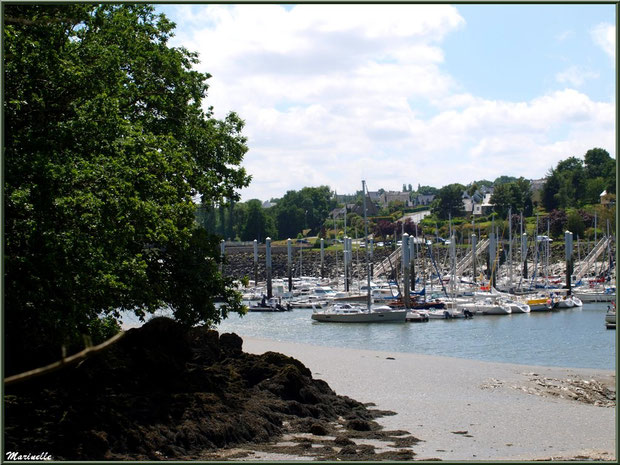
[262,200,276,209]
[529,178,545,192]
[367,191,382,202]
[330,206,347,218]
[412,193,435,206]
[462,186,494,215]
[600,190,615,208]
[380,191,413,207]
[352,197,379,216]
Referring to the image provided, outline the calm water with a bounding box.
[215,303,616,370]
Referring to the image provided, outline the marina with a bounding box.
[217,302,615,370]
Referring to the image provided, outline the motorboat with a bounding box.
[526,296,554,311]
[458,297,512,315]
[248,297,291,312]
[605,301,615,329]
[427,307,466,319]
[573,286,615,303]
[502,298,531,313]
[405,309,429,322]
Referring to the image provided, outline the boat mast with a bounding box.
[508,207,513,291]
[334,211,338,282]
[362,180,371,311]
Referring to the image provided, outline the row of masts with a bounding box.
[219,203,614,301]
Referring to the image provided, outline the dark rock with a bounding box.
[346,419,373,431]
[4,317,381,460]
[219,332,243,353]
[309,423,328,436]
[334,435,355,446]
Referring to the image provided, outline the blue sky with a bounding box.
[154,3,615,201]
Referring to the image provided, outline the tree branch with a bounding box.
[4,331,125,386]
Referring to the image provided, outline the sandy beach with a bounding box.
[242,337,616,461]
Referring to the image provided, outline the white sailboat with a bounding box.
[311,181,406,323]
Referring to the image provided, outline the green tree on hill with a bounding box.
[432,183,465,219]
[4,4,250,374]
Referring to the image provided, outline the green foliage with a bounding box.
[432,183,465,219]
[240,199,271,241]
[542,150,614,210]
[493,175,518,185]
[566,210,586,239]
[272,186,336,239]
[4,4,249,372]
[416,185,439,196]
[471,179,493,189]
[490,177,533,217]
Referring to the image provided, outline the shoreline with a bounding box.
[242,336,616,461]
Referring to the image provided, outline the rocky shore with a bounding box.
[4,318,419,461]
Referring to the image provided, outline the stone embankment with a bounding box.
[221,241,613,283]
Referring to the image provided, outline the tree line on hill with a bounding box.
[202,147,615,243]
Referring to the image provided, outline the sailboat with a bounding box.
[311,181,406,323]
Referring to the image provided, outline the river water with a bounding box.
[214,302,616,370]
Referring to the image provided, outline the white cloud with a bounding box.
[555,66,599,87]
[162,5,615,200]
[591,23,615,61]
[555,30,574,42]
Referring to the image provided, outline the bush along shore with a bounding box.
[4,317,419,460]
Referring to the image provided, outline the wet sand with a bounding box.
[243,337,616,461]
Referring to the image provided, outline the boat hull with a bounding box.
[311,310,406,323]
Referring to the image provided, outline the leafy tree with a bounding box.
[583,148,616,195]
[471,179,493,189]
[542,168,561,211]
[547,210,568,238]
[374,219,394,238]
[272,186,336,239]
[566,210,586,239]
[417,185,439,196]
[493,175,517,185]
[240,200,267,241]
[490,183,513,217]
[509,177,533,216]
[432,183,465,220]
[584,177,608,205]
[4,4,250,374]
[584,148,612,179]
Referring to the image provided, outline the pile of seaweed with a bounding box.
[4,317,412,460]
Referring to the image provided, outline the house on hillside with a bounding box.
[380,191,413,207]
[412,193,435,206]
[367,191,382,203]
[352,198,379,216]
[600,190,615,208]
[462,186,494,215]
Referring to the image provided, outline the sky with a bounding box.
[155,3,616,202]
